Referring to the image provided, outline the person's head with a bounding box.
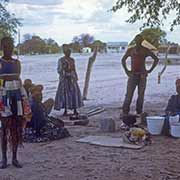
[24,79,32,87]
[30,85,43,102]
[23,79,33,95]
[176,79,180,94]
[134,34,144,47]
[36,84,44,91]
[0,37,14,57]
[63,47,71,57]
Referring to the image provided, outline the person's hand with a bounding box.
[146,70,152,74]
[126,71,132,77]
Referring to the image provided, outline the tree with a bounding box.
[140,28,167,47]
[130,27,167,48]
[72,33,95,48]
[112,0,180,31]
[89,40,106,53]
[0,0,21,39]
[19,36,47,55]
[23,33,32,42]
[45,38,60,54]
[19,36,60,55]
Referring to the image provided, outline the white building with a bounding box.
[106,42,128,53]
[82,47,92,53]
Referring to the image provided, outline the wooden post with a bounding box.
[83,46,98,100]
[158,45,171,84]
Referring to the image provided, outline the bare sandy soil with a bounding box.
[0,101,180,180]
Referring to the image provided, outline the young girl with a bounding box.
[0,37,27,169]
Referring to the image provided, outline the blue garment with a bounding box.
[27,100,46,132]
[165,95,180,113]
[0,58,19,75]
[163,94,180,136]
[54,57,83,110]
[0,58,23,117]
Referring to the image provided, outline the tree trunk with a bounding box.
[83,47,98,100]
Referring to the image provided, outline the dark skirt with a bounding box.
[54,77,83,110]
[0,96,25,150]
[1,116,24,150]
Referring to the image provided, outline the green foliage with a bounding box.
[112,0,180,31]
[130,27,167,47]
[19,36,60,55]
[72,33,95,48]
[0,0,21,39]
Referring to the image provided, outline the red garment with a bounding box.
[131,49,144,73]
[1,116,24,151]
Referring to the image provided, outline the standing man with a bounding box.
[122,34,159,115]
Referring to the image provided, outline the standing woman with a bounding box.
[0,37,26,169]
[55,48,83,116]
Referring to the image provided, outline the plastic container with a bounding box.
[170,122,180,138]
[169,115,179,125]
[146,116,165,135]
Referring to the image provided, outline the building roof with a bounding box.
[107,42,128,46]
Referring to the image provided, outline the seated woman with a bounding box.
[26,85,54,137]
[165,79,180,115]
[162,79,180,135]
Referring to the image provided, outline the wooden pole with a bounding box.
[158,45,171,84]
[83,46,98,100]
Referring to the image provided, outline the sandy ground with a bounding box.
[0,101,180,180]
[1,53,180,179]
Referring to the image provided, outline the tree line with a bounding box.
[1,0,180,55]
[18,35,61,55]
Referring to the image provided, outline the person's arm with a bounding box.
[72,59,78,81]
[146,50,159,74]
[57,58,62,74]
[121,49,131,76]
[165,95,175,115]
[16,59,21,77]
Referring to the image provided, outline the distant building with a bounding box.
[82,47,92,53]
[106,42,128,53]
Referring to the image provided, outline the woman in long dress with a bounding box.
[54,48,83,116]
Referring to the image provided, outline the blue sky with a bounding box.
[7,0,180,45]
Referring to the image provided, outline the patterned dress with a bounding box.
[0,58,27,148]
[54,57,83,110]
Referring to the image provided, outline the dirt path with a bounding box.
[1,102,180,180]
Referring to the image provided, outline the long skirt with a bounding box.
[1,96,24,151]
[54,78,83,110]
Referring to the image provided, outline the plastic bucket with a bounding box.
[170,122,180,138]
[169,115,179,125]
[146,116,165,135]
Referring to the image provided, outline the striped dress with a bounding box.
[54,57,83,110]
[0,58,27,148]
